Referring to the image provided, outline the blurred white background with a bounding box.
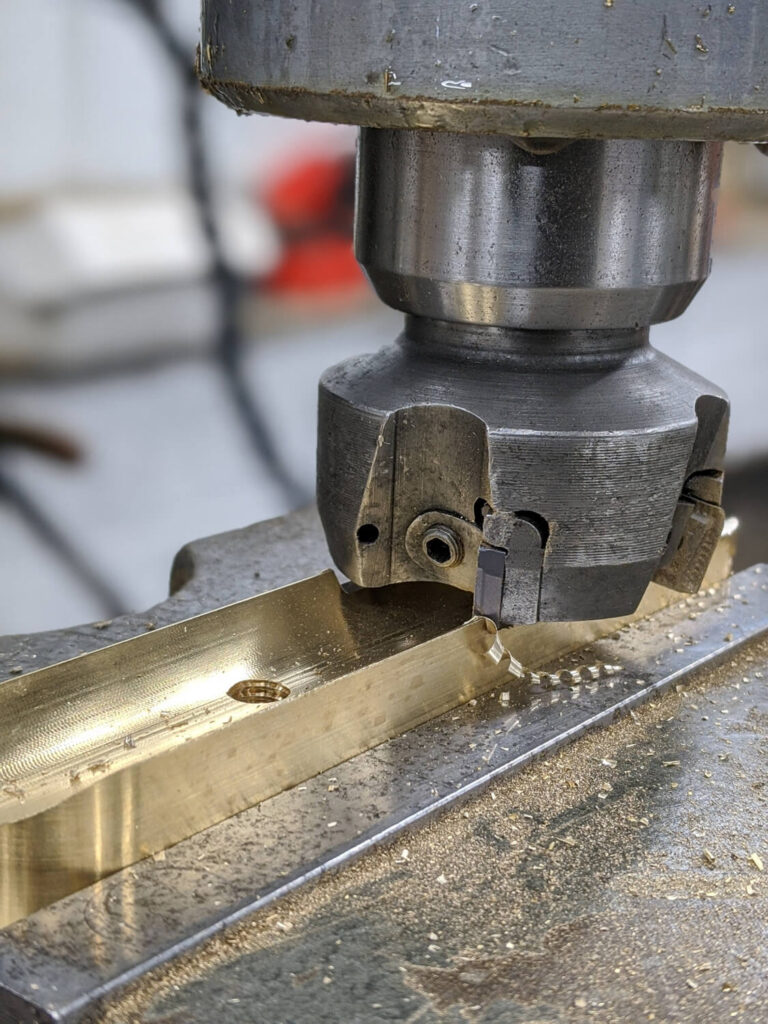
[0,0,351,196]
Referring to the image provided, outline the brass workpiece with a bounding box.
[0,531,735,928]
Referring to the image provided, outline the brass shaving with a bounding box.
[484,631,622,688]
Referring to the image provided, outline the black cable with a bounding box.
[0,465,124,618]
[117,0,310,507]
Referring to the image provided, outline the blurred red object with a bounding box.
[261,154,365,295]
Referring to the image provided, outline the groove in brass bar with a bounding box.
[0,531,735,928]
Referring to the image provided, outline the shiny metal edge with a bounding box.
[0,506,334,682]
[0,562,764,1024]
[0,526,734,928]
[0,573,487,927]
[203,84,768,142]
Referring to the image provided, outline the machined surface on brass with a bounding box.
[0,557,762,1024]
[0,573,485,928]
[0,521,735,929]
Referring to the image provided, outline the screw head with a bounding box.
[422,525,463,568]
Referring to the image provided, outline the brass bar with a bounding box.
[0,529,735,927]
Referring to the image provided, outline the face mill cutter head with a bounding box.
[318,134,729,625]
[198,0,757,625]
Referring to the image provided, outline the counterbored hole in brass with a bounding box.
[227,679,291,704]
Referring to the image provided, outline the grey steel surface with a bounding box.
[357,134,721,331]
[318,129,727,626]
[200,3,734,632]
[199,0,768,140]
[318,320,728,623]
[1,564,766,1023]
